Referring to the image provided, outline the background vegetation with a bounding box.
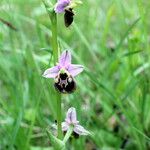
[0,0,150,149]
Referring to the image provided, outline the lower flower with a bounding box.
[53,107,90,138]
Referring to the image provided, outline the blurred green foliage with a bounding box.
[0,0,150,149]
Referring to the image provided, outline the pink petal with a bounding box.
[54,0,70,13]
[42,66,59,78]
[59,50,71,67]
[74,125,90,135]
[65,107,78,124]
[62,122,69,131]
[67,64,84,77]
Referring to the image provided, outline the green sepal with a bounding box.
[68,0,83,9]
[74,0,83,5]
[47,7,54,14]
[46,129,65,150]
[42,0,54,16]
[42,0,53,8]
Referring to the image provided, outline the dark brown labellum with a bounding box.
[72,131,79,139]
[64,8,74,27]
[63,131,79,141]
[54,72,76,94]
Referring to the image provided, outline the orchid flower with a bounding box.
[43,50,84,93]
[62,107,90,136]
[54,0,82,27]
[54,0,73,27]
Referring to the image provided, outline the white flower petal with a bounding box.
[67,64,84,77]
[59,50,71,67]
[74,125,90,135]
[62,122,69,131]
[65,107,77,124]
[42,66,59,78]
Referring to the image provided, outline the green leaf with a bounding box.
[46,129,65,150]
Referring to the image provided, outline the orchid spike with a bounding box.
[43,50,84,93]
[62,107,90,136]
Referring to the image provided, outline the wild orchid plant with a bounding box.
[43,0,89,149]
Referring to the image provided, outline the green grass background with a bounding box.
[0,0,150,149]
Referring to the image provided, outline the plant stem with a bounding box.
[56,94,63,139]
[51,11,59,64]
[51,8,62,140]
[43,0,63,140]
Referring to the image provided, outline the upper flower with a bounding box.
[62,107,90,135]
[54,0,71,13]
[43,50,84,79]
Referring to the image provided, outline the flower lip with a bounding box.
[59,72,68,80]
[54,71,76,94]
[64,8,74,27]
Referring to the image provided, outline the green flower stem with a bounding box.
[51,11,59,64]
[51,11,63,140]
[43,0,63,140]
[63,126,74,143]
[56,93,63,139]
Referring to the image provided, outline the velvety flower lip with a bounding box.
[42,50,84,78]
[62,107,90,135]
[54,0,71,13]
